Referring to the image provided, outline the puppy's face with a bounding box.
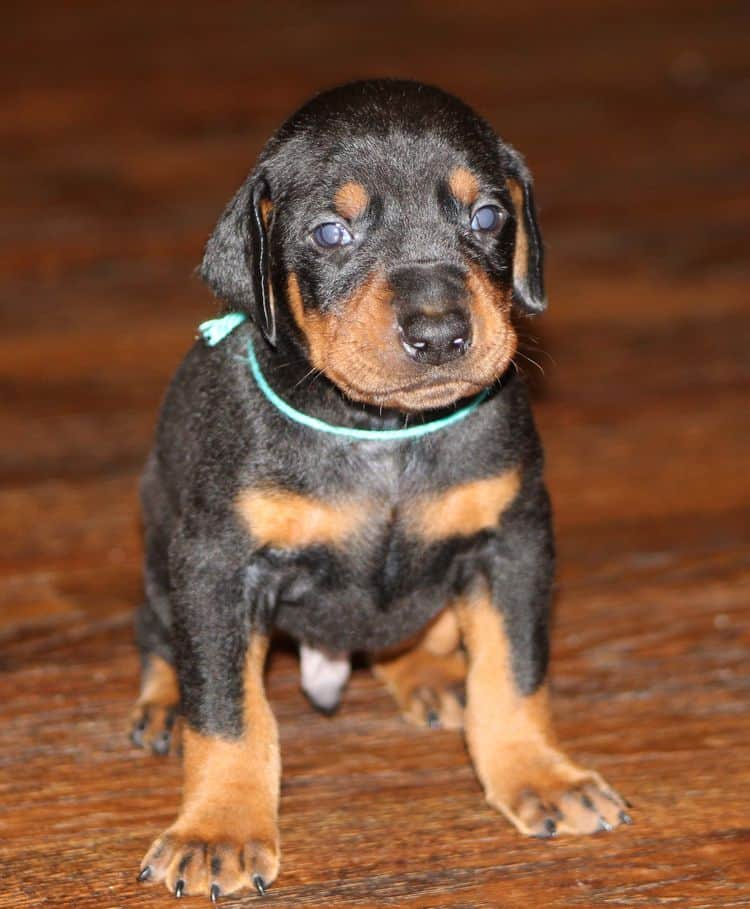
[202,81,546,412]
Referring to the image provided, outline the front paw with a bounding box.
[138,828,280,900]
[487,750,631,837]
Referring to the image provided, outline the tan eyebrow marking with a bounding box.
[449,166,481,206]
[333,181,369,220]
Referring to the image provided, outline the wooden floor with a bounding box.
[2,2,749,906]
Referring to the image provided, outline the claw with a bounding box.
[152,732,171,755]
[425,709,441,728]
[535,817,557,838]
[619,810,633,825]
[174,879,185,898]
[137,866,152,882]
[597,817,613,832]
[210,883,220,903]
[253,874,267,897]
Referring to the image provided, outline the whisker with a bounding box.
[513,350,546,376]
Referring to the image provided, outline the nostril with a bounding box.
[398,309,472,364]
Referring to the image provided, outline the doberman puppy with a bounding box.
[131,79,630,901]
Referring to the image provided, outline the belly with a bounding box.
[270,513,467,652]
[274,578,449,653]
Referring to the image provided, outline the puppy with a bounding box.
[131,79,629,901]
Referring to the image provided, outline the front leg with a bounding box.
[457,500,630,837]
[138,537,281,900]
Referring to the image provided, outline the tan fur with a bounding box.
[333,180,369,220]
[421,605,461,656]
[259,198,274,229]
[131,655,181,752]
[235,486,370,549]
[449,166,480,206]
[456,590,626,836]
[177,637,278,840]
[287,267,516,412]
[374,608,466,730]
[508,179,528,286]
[141,636,281,895]
[407,468,521,542]
[139,653,179,706]
[375,647,466,729]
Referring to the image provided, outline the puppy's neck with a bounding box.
[260,334,489,433]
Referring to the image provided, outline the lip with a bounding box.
[341,374,485,399]
[337,376,490,412]
[322,339,514,411]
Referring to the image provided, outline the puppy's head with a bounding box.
[202,79,546,412]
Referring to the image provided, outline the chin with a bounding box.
[333,368,509,413]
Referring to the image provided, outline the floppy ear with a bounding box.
[504,151,547,314]
[200,174,277,345]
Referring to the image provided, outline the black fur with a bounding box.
[137,79,553,738]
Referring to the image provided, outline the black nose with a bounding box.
[390,262,472,366]
[399,308,471,365]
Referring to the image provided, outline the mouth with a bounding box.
[330,364,504,412]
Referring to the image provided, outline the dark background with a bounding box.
[2,2,749,907]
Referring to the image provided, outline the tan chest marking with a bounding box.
[235,487,371,549]
[407,468,521,542]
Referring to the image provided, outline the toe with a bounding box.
[510,789,562,837]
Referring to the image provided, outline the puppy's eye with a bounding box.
[470,204,506,233]
[312,222,353,248]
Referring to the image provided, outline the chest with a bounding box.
[235,461,520,562]
[234,452,521,650]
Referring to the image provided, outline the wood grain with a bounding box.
[1,1,748,906]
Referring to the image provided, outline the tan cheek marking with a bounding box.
[449,166,480,206]
[288,270,401,402]
[175,636,280,857]
[287,272,330,371]
[463,264,517,376]
[236,487,370,549]
[407,468,521,542]
[508,179,528,286]
[333,180,369,220]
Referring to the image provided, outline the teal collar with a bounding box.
[198,312,490,441]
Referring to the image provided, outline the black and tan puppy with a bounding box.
[131,79,629,901]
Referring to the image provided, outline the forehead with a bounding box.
[272,126,503,214]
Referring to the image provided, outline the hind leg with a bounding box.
[374,607,466,730]
[131,593,181,755]
[130,645,181,756]
[131,454,181,755]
